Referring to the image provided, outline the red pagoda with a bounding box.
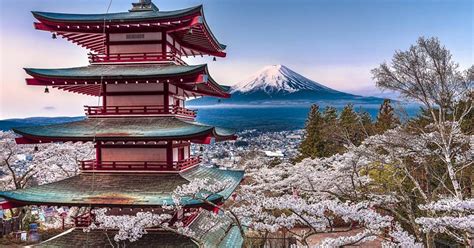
[0,1,244,246]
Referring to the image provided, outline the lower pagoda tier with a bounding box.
[35,210,243,248]
[37,229,196,248]
[0,166,244,208]
[14,117,236,144]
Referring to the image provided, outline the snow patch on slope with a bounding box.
[231,65,337,94]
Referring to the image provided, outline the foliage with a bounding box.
[375,99,400,133]
[298,100,400,161]
[0,131,94,190]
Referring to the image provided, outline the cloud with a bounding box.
[43,106,56,111]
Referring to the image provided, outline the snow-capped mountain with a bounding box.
[231,64,337,95]
[188,65,383,106]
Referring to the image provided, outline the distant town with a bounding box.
[194,129,303,168]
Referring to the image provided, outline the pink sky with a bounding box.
[1,0,471,119]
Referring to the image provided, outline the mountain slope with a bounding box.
[231,65,337,94]
[188,64,382,106]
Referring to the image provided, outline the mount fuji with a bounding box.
[187,64,382,106]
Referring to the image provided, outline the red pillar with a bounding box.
[166,141,173,169]
[164,82,169,114]
[101,83,107,108]
[95,142,102,169]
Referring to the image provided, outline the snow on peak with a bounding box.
[231,64,334,94]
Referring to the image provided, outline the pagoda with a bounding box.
[0,0,244,246]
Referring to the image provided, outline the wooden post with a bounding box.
[164,82,169,114]
[101,83,107,109]
[95,142,101,170]
[167,141,173,169]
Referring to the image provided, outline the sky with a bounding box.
[0,0,472,119]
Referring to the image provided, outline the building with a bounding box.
[0,1,244,246]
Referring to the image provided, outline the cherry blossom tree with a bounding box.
[232,152,421,247]
[0,131,94,190]
[370,36,473,247]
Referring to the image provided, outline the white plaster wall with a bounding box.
[106,95,164,106]
[101,148,167,161]
[107,84,164,92]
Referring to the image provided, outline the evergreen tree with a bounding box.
[319,106,341,156]
[337,104,361,145]
[359,110,374,137]
[297,104,324,160]
[375,99,400,133]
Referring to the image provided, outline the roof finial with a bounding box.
[130,0,158,12]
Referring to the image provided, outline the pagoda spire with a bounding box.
[130,0,159,12]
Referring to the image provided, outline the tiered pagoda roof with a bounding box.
[25,64,230,98]
[0,165,243,208]
[14,117,236,144]
[37,229,197,247]
[36,209,243,248]
[4,1,244,246]
[32,5,226,57]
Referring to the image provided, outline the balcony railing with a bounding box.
[79,156,201,172]
[88,52,186,65]
[73,213,94,227]
[84,105,196,119]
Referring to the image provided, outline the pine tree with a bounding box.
[297,104,324,160]
[337,104,360,145]
[375,99,400,133]
[319,106,341,156]
[359,110,374,137]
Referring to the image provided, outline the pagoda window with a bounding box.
[108,43,163,54]
[101,147,167,162]
[173,145,190,162]
[105,84,165,108]
[107,32,163,54]
[107,83,164,92]
[109,32,162,42]
[106,94,164,107]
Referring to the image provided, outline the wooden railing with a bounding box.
[73,213,94,227]
[88,52,186,65]
[79,156,201,171]
[84,105,196,118]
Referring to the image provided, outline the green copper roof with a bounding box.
[190,210,244,248]
[37,228,198,248]
[25,64,205,79]
[32,5,226,50]
[33,5,202,23]
[0,166,244,207]
[13,117,235,142]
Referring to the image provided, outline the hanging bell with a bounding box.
[44,86,50,94]
[52,33,57,39]
[213,57,217,61]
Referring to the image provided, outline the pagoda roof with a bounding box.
[0,165,244,208]
[37,209,243,247]
[32,5,226,56]
[33,6,202,24]
[37,228,198,247]
[13,117,236,143]
[25,64,204,78]
[190,210,244,248]
[25,64,230,98]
